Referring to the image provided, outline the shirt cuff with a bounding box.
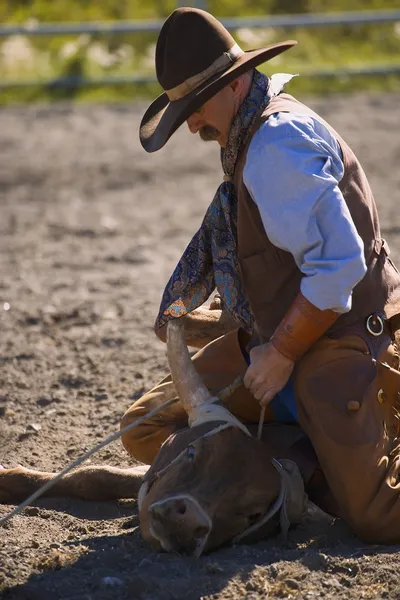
[300,258,367,313]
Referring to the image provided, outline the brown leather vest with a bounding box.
[234,93,400,342]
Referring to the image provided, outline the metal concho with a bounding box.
[366,314,385,337]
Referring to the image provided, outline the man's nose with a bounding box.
[187,114,201,134]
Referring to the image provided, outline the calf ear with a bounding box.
[273,458,307,537]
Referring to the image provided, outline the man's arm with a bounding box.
[244,112,367,314]
[242,112,367,404]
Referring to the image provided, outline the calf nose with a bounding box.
[151,496,210,535]
[149,496,211,556]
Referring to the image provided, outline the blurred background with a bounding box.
[0,0,399,104]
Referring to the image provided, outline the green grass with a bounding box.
[0,0,399,103]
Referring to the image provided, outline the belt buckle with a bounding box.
[366,313,385,337]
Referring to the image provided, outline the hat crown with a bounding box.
[156,8,237,92]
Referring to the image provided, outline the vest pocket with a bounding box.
[297,349,380,447]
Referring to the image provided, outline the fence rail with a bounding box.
[0,9,399,36]
[1,64,400,91]
[0,9,399,90]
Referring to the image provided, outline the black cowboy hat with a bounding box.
[139,7,297,153]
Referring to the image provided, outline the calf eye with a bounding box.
[186,446,196,460]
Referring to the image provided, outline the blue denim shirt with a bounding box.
[243,111,367,422]
[243,111,367,314]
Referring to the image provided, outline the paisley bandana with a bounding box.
[156,70,292,332]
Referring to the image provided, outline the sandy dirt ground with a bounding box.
[0,92,400,600]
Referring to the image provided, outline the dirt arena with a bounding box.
[1,91,400,600]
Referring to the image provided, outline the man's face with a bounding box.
[186,83,238,148]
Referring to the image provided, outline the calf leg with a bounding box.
[0,464,148,504]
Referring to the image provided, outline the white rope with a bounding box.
[0,375,248,527]
[0,397,178,527]
[216,375,243,403]
[257,405,266,440]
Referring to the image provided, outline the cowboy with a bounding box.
[122,7,400,543]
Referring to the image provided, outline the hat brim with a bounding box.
[140,40,297,153]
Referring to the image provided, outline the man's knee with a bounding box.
[120,404,178,465]
[344,465,400,545]
[120,405,152,464]
[347,510,400,545]
[119,384,187,464]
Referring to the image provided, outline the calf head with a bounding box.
[140,424,283,555]
[139,319,307,556]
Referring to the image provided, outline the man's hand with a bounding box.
[243,342,295,406]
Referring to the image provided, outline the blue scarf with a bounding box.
[156,71,289,333]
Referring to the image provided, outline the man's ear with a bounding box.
[229,77,241,95]
[230,73,251,100]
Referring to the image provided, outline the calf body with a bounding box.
[0,319,325,555]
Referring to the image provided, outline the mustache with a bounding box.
[199,125,220,142]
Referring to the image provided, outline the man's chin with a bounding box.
[199,128,220,143]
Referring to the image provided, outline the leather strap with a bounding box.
[271,293,339,362]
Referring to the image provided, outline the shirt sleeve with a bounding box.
[243,112,367,313]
